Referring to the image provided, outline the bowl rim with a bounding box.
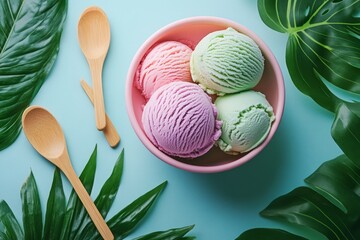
[126,16,285,173]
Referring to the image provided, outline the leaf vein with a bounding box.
[275,0,287,30]
[0,0,26,56]
[305,0,329,26]
[286,0,292,28]
[296,212,343,240]
[325,0,360,23]
[298,33,358,85]
[6,0,15,21]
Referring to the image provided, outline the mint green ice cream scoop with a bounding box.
[215,91,275,154]
[191,28,264,95]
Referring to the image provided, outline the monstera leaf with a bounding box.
[0,0,68,150]
[0,147,195,239]
[237,103,360,239]
[258,0,360,112]
[331,102,360,165]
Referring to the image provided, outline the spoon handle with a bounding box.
[63,166,114,240]
[89,61,107,131]
[81,79,120,147]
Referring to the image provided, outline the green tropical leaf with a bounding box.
[107,181,168,240]
[43,168,66,240]
[0,146,195,240]
[0,0,68,150]
[258,0,360,112]
[95,149,124,217]
[0,232,7,240]
[61,145,97,240]
[236,228,306,240]
[261,186,357,240]
[74,149,124,240]
[331,102,360,164]
[132,225,195,240]
[0,200,23,239]
[305,155,360,223]
[237,83,360,238]
[21,171,42,240]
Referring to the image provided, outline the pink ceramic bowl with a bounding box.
[126,17,284,173]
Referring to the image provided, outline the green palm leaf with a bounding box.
[0,0,68,150]
[0,147,195,240]
[74,149,124,240]
[0,201,23,239]
[43,168,66,240]
[106,181,168,240]
[95,149,124,218]
[258,0,360,112]
[21,172,42,240]
[132,225,195,240]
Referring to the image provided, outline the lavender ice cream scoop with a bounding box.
[142,82,222,158]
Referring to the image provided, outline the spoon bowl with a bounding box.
[78,7,110,60]
[22,106,66,162]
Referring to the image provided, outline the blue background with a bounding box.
[0,0,342,239]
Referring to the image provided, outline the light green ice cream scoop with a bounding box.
[215,91,275,154]
[191,27,264,95]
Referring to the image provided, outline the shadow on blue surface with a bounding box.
[183,124,290,206]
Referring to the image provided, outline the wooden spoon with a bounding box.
[22,106,114,240]
[80,79,120,147]
[78,6,110,131]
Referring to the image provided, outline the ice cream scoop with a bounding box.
[191,27,264,95]
[142,82,222,158]
[215,91,275,154]
[136,41,193,100]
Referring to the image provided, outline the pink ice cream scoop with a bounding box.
[142,82,222,158]
[135,41,193,100]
